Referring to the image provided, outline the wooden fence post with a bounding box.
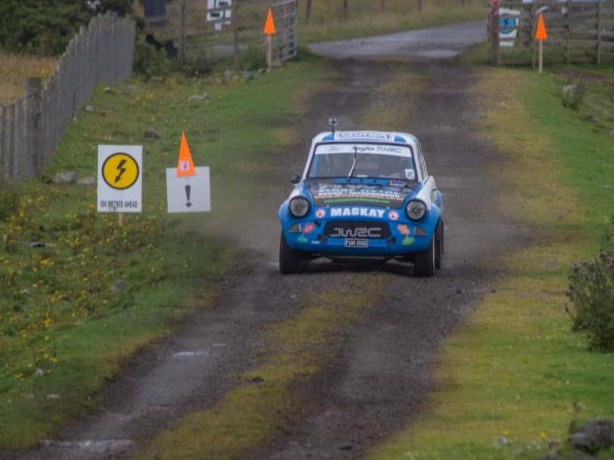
[489,0,500,66]
[531,0,537,68]
[24,77,43,176]
[305,0,312,24]
[179,0,187,65]
[0,106,6,187]
[380,0,385,12]
[565,0,571,64]
[342,0,349,20]
[6,105,15,183]
[232,0,239,70]
[596,0,602,65]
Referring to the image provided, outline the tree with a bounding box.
[0,0,133,56]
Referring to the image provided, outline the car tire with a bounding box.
[435,219,444,270]
[279,233,304,274]
[414,235,436,278]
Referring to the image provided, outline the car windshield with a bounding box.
[307,143,416,181]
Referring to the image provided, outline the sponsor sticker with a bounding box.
[402,236,415,246]
[397,224,411,236]
[388,211,400,221]
[334,131,394,141]
[302,222,317,234]
[315,208,326,219]
[330,207,386,219]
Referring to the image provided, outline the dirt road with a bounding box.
[9,21,529,460]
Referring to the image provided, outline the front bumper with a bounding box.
[282,218,433,257]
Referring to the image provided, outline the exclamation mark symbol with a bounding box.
[185,184,192,208]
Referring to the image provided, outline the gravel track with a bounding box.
[6,21,531,460]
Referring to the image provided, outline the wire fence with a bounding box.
[0,13,136,187]
[146,0,298,67]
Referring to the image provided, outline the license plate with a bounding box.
[345,239,368,248]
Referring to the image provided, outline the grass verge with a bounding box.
[0,56,333,449]
[365,66,614,459]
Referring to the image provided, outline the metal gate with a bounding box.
[145,0,299,68]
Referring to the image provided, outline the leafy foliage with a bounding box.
[0,187,19,222]
[133,36,171,80]
[567,217,614,351]
[0,0,133,56]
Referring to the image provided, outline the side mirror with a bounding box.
[290,175,301,184]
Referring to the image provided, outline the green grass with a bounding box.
[365,66,614,459]
[300,2,485,44]
[0,56,334,449]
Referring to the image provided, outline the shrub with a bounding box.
[239,44,266,71]
[567,218,614,351]
[560,83,586,111]
[0,187,19,221]
[133,37,171,80]
[182,53,214,78]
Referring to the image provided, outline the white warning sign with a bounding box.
[166,167,211,213]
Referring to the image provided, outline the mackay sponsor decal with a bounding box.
[329,207,386,218]
[311,184,405,207]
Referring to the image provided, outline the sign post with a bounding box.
[535,13,548,74]
[263,7,277,72]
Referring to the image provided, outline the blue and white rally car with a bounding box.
[278,129,444,277]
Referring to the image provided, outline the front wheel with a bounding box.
[435,219,444,270]
[414,236,435,278]
[279,233,304,274]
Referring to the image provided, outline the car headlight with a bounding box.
[406,200,427,221]
[289,197,310,218]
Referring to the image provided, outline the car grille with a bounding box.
[324,221,390,239]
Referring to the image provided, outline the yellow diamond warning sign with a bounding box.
[102,152,140,190]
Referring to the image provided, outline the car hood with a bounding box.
[307,180,416,208]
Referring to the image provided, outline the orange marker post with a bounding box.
[535,13,548,74]
[263,7,277,72]
[177,131,196,177]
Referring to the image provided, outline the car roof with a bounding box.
[311,130,419,147]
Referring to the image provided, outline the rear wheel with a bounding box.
[414,235,435,278]
[279,233,304,274]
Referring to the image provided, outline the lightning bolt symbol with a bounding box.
[115,159,127,183]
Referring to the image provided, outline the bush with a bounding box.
[0,188,19,221]
[239,44,266,71]
[560,83,586,111]
[182,53,214,78]
[567,218,614,351]
[133,37,171,80]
